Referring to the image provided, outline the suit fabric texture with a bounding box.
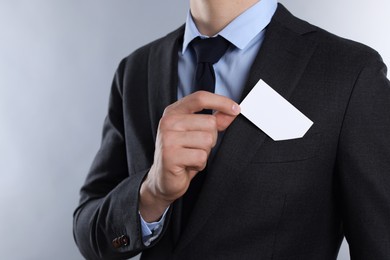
[73,4,390,260]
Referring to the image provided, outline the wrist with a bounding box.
[139,176,171,222]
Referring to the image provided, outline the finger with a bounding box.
[160,114,217,132]
[169,148,208,173]
[165,91,240,116]
[214,111,239,131]
[163,130,217,151]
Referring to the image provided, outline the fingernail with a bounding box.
[232,104,241,114]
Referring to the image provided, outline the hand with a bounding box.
[139,91,240,222]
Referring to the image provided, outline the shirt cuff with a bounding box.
[139,207,169,246]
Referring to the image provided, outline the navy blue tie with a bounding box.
[181,35,230,231]
[192,35,230,113]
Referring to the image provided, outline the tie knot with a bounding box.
[191,36,230,64]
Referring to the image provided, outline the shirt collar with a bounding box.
[182,0,278,54]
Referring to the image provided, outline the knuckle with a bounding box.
[193,91,207,105]
[195,152,208,171]
[159,116,169,129]
[159,115,176,130]
[196,150,208,164]
[202,132,214,147]
[163,104,173,115]
[206,116,217,129]
[163,100,183,116]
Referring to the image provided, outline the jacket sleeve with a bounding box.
[336,51,390,259]
[73,57,171,259]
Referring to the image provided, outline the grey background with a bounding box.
[0,1,388,259]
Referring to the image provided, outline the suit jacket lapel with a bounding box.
[148,26,184,139]
[174,4,318,253]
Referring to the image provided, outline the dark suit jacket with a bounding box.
[73,4,390,260]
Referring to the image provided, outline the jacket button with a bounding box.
[112,237,121,249]
[120,235,129,246]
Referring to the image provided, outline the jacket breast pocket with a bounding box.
[251,132,322,163]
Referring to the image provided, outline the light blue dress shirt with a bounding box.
[140,0,278,246]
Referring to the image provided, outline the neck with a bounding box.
[190,0,260,36]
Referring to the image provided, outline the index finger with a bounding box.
[165,91,241,116]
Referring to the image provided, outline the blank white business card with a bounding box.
[240,79,313,141]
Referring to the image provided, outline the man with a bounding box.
[73,0,390,259]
